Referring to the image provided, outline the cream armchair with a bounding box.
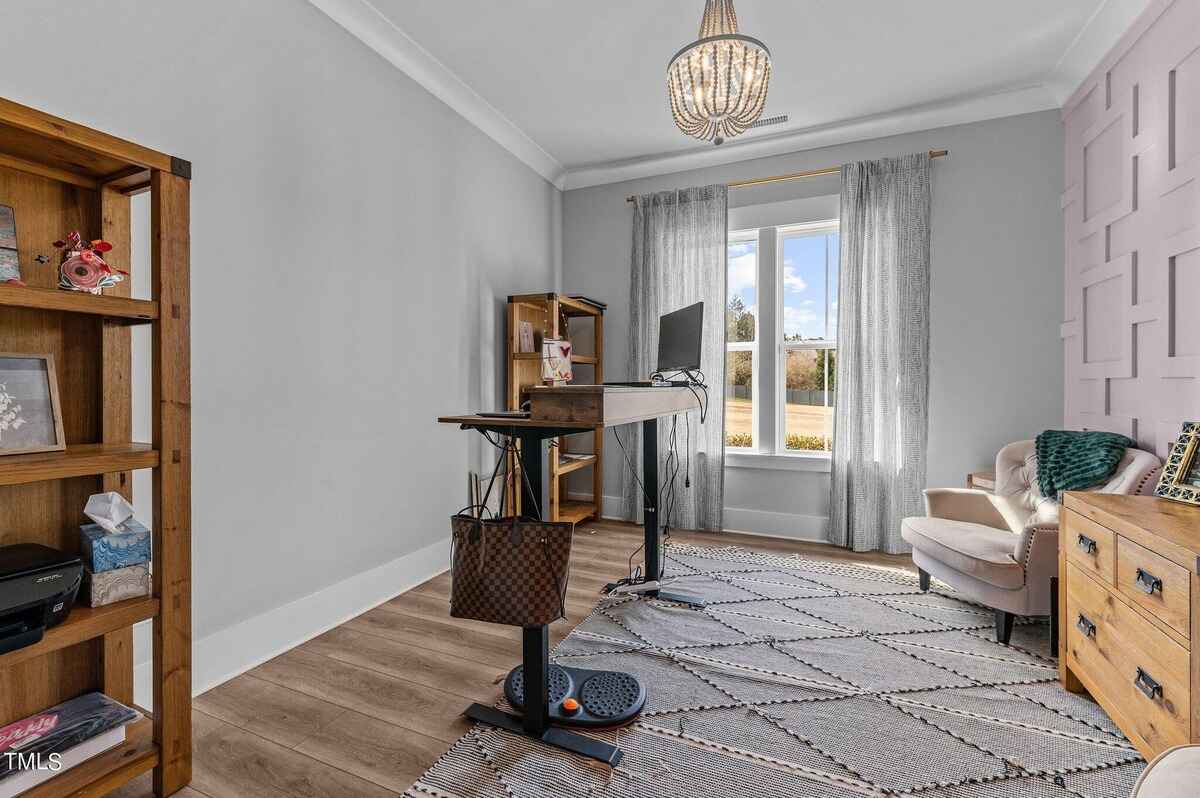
[900,440,1161,644]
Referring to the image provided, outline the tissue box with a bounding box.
[79,519,150,573]
[82,563,150,607]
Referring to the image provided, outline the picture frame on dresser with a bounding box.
[1156,422,1200,506]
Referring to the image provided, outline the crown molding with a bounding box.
[306,0,567,188]
[561,85,1058,190]
[1048,0,1160,109]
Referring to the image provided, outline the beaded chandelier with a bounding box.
[667,0,771,145]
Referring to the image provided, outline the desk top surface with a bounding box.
[439,385,700,430]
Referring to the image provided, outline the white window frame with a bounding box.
[775,220,839,459]
[723,220,838,469]
[724,228,759,450]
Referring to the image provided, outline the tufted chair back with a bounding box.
[993,440,1162,528]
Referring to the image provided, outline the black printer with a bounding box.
[0,544,82,655]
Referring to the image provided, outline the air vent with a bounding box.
[750,113,789,129]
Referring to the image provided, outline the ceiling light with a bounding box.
[667,0,771,146]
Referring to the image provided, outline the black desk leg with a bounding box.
[522,626,549,736]
[640,418,705,608]
[642,418,661,583]
[517,430,544,519]
[461,429,622,765]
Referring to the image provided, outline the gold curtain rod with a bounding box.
[624,149,948,203]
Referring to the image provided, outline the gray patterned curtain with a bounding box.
[829,154,932,553]
[622,185,727,531]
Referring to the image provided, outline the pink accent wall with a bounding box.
[1062,0,1200,458]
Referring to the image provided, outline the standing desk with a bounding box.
[437,385,703,765]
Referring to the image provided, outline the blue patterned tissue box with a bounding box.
[79,519,151,573]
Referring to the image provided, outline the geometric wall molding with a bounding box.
[1063,0,1200,458]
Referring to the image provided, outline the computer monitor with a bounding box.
[656,301,704,373]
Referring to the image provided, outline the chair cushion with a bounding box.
[1131,745,1200,797]
[901,517,1024,590]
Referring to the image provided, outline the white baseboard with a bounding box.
[721,506,830,543]
[134,537,449,709]
[566,491,830,543]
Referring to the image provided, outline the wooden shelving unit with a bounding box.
[506,293,604,523]
[0,97,192,796]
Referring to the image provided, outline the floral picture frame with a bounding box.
[0,353,65,456]
[1155,421,1200,506]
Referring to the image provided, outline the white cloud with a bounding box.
[783,305,817,338]
[728,251,756,296]
[782,265,807,293]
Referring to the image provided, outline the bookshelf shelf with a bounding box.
[0,443,158,487]
[0,284,158,322]
[21,716,158,798]
[0,597,159,669]
[556,453,597,475]
[0,97,191,797]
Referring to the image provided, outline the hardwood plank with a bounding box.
[193,673,348,749]
[292,709,448,794]
[302,627,506,703]
[151,169,193,796]
[0,443,157,486]
[344,608,521,669]
[189,710,395,798]
[251,647,473,744]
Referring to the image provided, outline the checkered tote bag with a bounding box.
[449,446,573,627]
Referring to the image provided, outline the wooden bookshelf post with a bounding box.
[0,97,192,796]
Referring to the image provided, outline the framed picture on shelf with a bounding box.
[0,353,66,456]
[1155,421,1200,506]
[0,204,20,283]
[541,339,573,383]
[518,321,535,353]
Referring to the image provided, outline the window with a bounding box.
[724,220,839,456]
[779,222,838,452]
[724,232,757,449]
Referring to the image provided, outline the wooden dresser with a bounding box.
[1059,493,1200,758]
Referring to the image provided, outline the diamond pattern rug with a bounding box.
[406,544,1145,797]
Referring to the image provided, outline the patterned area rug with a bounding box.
[407,545,1145,797]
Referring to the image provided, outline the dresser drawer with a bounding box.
[1064,510,1116,585]
[1116,536,1191,638]
[1065,563,1190,752]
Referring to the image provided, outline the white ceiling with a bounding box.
[312,0,1154,188]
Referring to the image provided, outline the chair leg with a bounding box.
[994,610,1015,645]
[918,568,930,592]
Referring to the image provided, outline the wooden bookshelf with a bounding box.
[0,97,192,796]
[506,293,604,523]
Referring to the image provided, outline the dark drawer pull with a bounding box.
[1076,534,1097,555]
[1134,667,1163,701]
[1075,613,1096,638]
[1134,568,1162,595]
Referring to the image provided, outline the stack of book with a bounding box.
[79,518,151,607]
[0,693,139,796]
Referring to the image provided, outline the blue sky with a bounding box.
[728,232,838,341]
[782,232,838,340]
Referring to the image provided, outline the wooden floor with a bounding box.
[112,520,911,798]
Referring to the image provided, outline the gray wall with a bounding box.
[563,110,1064,536]
[1,0,560,643]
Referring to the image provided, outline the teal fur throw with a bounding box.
[1035,430,1135,501]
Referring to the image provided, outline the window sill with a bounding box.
[724,451,832,473]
